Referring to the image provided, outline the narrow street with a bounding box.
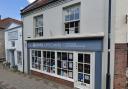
[0,63,74,89]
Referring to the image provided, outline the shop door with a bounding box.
[74,52,95,89]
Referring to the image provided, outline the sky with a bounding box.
[0,0,36,20]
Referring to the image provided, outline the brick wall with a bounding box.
[31,70,74,88]
[114,43,127,89]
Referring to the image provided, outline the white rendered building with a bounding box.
[5,24,23,72]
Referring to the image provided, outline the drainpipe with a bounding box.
[106,0,112,88]
[21,15,24,73]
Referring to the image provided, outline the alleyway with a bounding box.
[0,63,74,89]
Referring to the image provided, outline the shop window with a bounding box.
[32,50,41,70]
[43,51,55,74]
[57,52,73,79]
[17,51,22,65]
[34,15,43,37]
[31,50,73,79]
[78,53,91,84]
[64,5,80,34]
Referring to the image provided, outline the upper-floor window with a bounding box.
[8,31,18,40]
[34,15,43,37]
[11,41,15,47]
[64,5,80,34]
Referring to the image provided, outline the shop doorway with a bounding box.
[74,52,95,89]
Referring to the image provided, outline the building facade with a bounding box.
[0,18,22,59]
[5,25,23,72]
[21,0,118,89]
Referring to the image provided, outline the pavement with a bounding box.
[0,63,74,89]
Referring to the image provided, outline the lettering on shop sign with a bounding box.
[27,40,103,51]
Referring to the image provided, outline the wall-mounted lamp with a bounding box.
[126,14,128,24]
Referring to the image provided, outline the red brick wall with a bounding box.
[114,43,127,89]
[31,70,74,88]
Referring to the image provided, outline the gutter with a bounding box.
[106,0,112,88]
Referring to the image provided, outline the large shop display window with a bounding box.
[31,50,74,79]
[57,52,73,79]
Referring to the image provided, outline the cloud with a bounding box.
[27,0,36,3]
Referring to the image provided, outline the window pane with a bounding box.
[70,9,75,20]
[35,51,37,56]
[62,60,68,69]
[43,51,46,58]
[38,51,41,57]
[84,54,90,64]
[65,15,70,21]
[57,60,61,68]
[51,52,55,59]
[68,71,73,78]
[57,52,61,60]
[62,53,67,60]
[78,73,83,82]
[47,51,50,58]
[75,28,79,33]
[78,64,83,72]
[84,64,90,74]
[75,8,80,20]
[84,74,90,84]
[51,59,55,67]
[65,23,70,28]
[61,70,67,77]
[78,54,83,63]
[70,22,74,28]
[68,62,73,70]
[51,67,55,73]
[68,53,73,61]
[57,69,61,75]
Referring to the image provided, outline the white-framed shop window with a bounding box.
[30,49,74,80]
[31,50,42,70]
[34,15,43,37]
[64,4,80,34]
[30,49,95,88]
[57,52,73,79]
[43,51,55,74]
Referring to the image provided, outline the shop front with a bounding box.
[27,38,103,89]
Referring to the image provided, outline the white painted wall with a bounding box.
[115,0,128,43]
[23,0,106,40]
[5,26,23,72]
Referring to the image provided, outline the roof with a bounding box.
[21,0,58,15]
[0,18,22,30]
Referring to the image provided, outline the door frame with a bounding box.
[74,52,95,89]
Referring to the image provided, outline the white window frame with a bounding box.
[30,49,95,87]
[17,51,22,65]
[30,49,74,82]
[63,4,80,34]
[34,15,43,37]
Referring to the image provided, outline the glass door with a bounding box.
[74,52,95,89]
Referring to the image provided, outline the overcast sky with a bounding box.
[0,0,36,20]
